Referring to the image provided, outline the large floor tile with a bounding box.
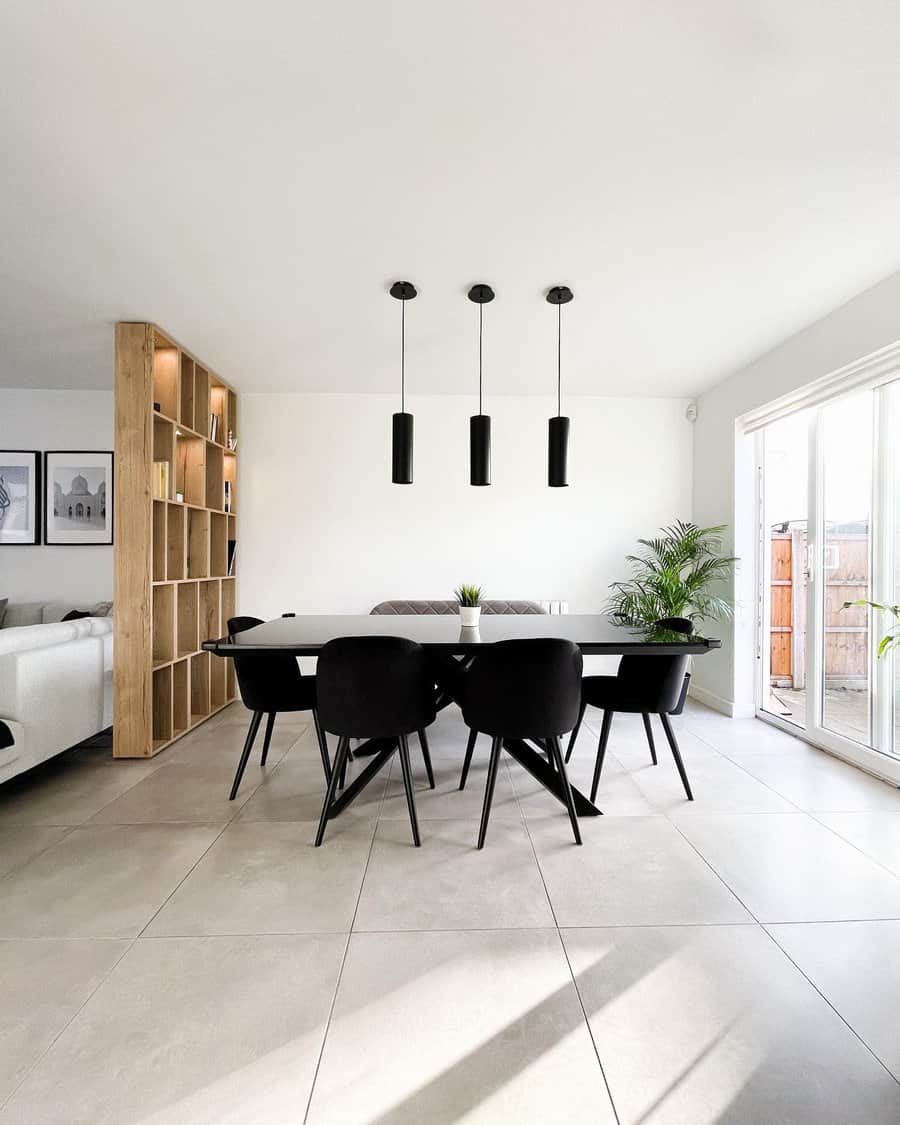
[0,763,155,826]
[677,813,900,922]
[628,753,798,816]
[159,713,307,768]
[688,716,815,759]
[510,752,658,818]
[769,920,900,1081]
[814,810,900,877]
[239,754,385,822]
[737,752,900,811]
[0,824,222,938]
[529,816,749,926]
[0,825,71,877]
[0,939,128,1105]
[306,929,614,1124]
[0,934,345,1125]
[87,761,261,823]
[354,819,554,931]
[147,820,374,936]
[564,924,900,1125]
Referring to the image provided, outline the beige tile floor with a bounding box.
[3,700,900,1122]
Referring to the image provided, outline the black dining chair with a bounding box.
[567,653,694,803]
[462,638,583,848]
[314,636,436,847]
[226,615,331,800]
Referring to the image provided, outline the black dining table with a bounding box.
[204,614,720,819]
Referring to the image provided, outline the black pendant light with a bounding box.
[390,280,417,484]
[547,285,573,487]
[468,283,494,486]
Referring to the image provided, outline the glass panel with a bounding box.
[822,391,872,744]
[761,412,810,727]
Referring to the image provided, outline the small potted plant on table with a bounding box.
[455,584,483,627]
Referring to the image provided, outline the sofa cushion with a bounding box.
[3,602,44,629]
[0,622,81,656]
[62,609,91,622]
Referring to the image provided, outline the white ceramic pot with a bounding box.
[459,605,481,627]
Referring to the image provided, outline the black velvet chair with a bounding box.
[226,616,331,800]
[461,638,583,848]
[314,636,436,847]
[567,653,694,803]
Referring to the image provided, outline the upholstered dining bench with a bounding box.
[370,600,547,615]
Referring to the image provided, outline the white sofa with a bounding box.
[0,618,113,784]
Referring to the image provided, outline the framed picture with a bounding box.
[0,451,41,545]
[44,451,114,545]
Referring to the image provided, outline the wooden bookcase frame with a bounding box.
[114,323,238,757]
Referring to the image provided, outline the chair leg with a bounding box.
[397,734,422,847]
[549,736,582,844]
[315,735,351,846]
[641,712,657,765]
[312,709,332,782]
[459,727,478,790]
[590,711,614,804]
[659,713,693,801]
[565,698,587,763]
[418,728,436,789]
[477,736,503,849]
[230,711,263,801]
[260,712,277,766]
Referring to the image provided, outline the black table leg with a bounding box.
[326,742,397,817]
[350,736,400,759]
[503,737,602,817]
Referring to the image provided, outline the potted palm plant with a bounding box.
[605,520,737,713]
[455,584,483,627]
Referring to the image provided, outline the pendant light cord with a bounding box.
[401,297,406,413]
[478,302,483,416]
[557,301,562,417]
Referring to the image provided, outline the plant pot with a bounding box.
[459,605,481,627]
[669,672,691,716]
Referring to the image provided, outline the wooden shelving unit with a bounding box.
[114,324,238,758]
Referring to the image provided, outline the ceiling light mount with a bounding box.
[390,281,417,301]
[467,283,495,305]
[546,285,574,306]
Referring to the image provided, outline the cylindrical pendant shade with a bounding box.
[548,415,570,487]
[470,414,491,486]
[392,412,414,484]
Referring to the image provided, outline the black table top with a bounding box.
[203,614,722,657]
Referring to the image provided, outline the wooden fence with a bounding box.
[769,531,868,688]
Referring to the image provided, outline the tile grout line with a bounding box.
[513,752,622,1125]
[301,741,392,1125]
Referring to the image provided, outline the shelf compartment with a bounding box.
[152,584,176,665]
[152,501,167,582]
[210,512,228,577]
[221,578,236,626]
[172,658,189,735]
[187,509,210,579]
[152,664,173,746]
[176,582,199,658]
[176,434,206,507]
[193,365,210,436]
[205,442,224,511]
[198,579,220,646]
[166,503,186,581]
[210,380,228,445]
[226,389,237,449]
[179,354,195,427]
[223,452,236,514]
[152,344,179,418]
[190,652,210,722]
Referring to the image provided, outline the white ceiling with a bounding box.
[3,2,900,397]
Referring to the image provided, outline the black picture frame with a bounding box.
[43,451,114,545]
[0,450,41,545]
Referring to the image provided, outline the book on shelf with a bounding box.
[224,479,232,513]
[152,461,169,500]
[227,539,236,576]
[209,413,218,442]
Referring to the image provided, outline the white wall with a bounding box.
[692,267,900,715]
[240,393,693,620]
[0,389,113,604]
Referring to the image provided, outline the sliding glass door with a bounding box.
[757,382,897,765]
